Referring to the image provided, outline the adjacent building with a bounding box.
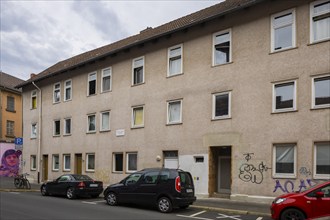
[17,0,330,202]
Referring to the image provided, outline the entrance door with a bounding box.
[75,154,82,174]
[42,155,48,182]
[217,147,231,193]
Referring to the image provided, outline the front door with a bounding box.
[42,155,48,182]
[75,154,82,175]
[217,146,231,194]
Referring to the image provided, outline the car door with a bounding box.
[134,171,160,205]
[309,184,330,218]
[51,175,71,196]
[117,173,142,203]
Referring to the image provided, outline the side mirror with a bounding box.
[316,191,324,198]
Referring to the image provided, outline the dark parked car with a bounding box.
[41,174,103,199]
[271,180,330,220]
[103,168,196,213]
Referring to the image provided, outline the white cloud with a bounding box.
[0,0,221,80]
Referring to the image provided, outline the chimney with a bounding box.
[30,73,37,79]
[140,27,153,34]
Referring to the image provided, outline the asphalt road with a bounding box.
[0,191,272,220]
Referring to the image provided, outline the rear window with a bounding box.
[179,172,193,187]
[72,175,93,181]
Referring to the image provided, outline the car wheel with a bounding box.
[106,192,117,206]
[157,197,172,213]
[66,187,76,199]
[281,208,305,220]
[41,185,48,196]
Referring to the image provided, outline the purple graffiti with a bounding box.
[273,179,317,193]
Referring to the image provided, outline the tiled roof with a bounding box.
[17,0,263,88]
[0,71,24,92]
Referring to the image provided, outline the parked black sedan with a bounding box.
[41,174,103,199]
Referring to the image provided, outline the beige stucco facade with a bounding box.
[21,0,329,202]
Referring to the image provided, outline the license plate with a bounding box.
[90,184,98,187]
[186,189,193,193]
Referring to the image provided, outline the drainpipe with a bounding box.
[32,82,42,183]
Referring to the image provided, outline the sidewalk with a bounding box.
[0,176,271,216]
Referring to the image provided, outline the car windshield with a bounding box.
[72,175,93,181]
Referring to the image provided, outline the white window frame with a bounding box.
[212,91,232,120]
[271,8,296,52]
[6,120,14,136]
[31,90,37,109]
[63,154,71,171]
[310,0,330,43]
[53,82,61,103]
[101,67,112,93]
[30,155,37,170]
[314,142,330,179]
[312,75,330,109]
[87,114,96,133]
[64,118,72,135]
[53,119,61,137]
[113,153,123,173]
[88,72,97,96]
[132,56,145,85]
[126,152,138,173]
[167,44,183,77]
[64,79,72,101]
[52,154,60,171]
[132,106,144,128]
[167,99,183,125]
[86,153,95,172]
[100,111,110,132]
[272,80,297,113]
[273,144,297,178]
[212,29,232,66]
[31,123,37,139]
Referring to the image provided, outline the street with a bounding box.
[0,191,272,220]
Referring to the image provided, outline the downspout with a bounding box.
[32,82,42,183]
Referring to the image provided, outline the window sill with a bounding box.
[131,126,144,129]
[63,170,71,172]
[5,134,15,138]
[166,122,183,126]
[308,38,330,46]
[101,90,112,94]
[53,135,61,138]
[6,109,16,113]
[63,134,72,136]
[87,94,97,97]
[131,82,145,87]
[211,116,231,121]
[86,131,96,134]
[271,109,298,114]
[100,130,111,133]
[30,137,37,140]
[212,61,233,68]
[86,170,95,173]
[313,174,330,180]
[52,169,59,172]
[112,171,123,174]
[30,169,37,171]
[273,174,296,179]
[63,99,72,103]
[311,105,330,110]
[167,72,184,78]
[269,46,298,54]
[53,101,61,105]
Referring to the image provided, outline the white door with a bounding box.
[164,158,178,169]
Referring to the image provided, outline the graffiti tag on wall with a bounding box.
[273,179,317,193]
[238,153,271,184]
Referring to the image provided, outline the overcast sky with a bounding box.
[1,0,222,80]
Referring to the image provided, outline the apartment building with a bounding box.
[17,0,329,202]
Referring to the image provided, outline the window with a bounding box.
[212,91,231,119]
[126,152,137,172]
[113,153,123,172]
[101,68,112,92]
[310,0,330,43]
[132,57,144,85]
[64,118,71,135]
[273,144,296,178]
[167,100,182,124]
[88,72,97,96]
[64,80,72,101]
[143,171,159,184]
[312,75,330,108]
[52,155,59,171]
[87,114,96,133]
[31,155,36,170]
[100,111,110,131]
[31,90,37,109]
[31,123,37,138]
[6,96,15,112]
[314,142,330,179]
[132,106,144,128]
[6,120,14,136]
[273,81,296,112]
[63,154,71,171]
[86,154,95,171]
[168,45,183,76]
[53,120,60,136]
[213,29,231,66]
[53,83,61,103]
[271,9,296,52]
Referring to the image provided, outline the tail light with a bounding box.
[175,176,181,193]
[78,182,85,189]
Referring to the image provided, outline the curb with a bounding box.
[191,205,271,217]
[0,188,40,192]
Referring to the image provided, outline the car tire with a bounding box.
[106,192,118,206]
[41,185,48,196]
[66,187,76,199]
[157,197,172,213]
[281,208,305,220]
